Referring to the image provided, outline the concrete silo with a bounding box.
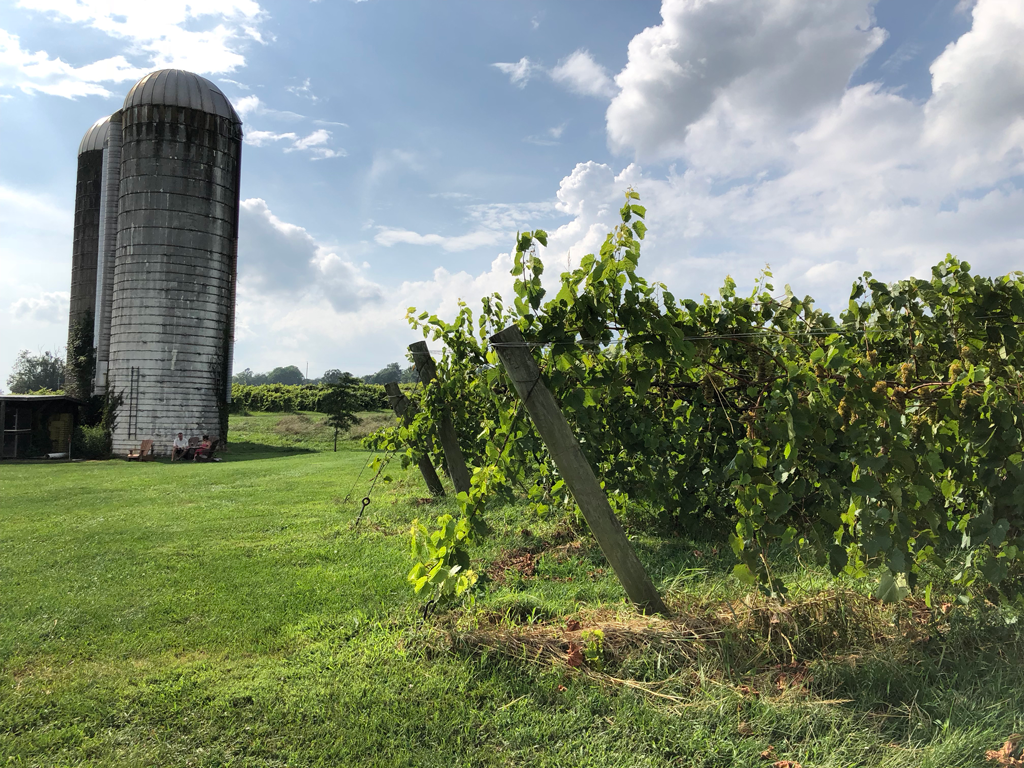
[108,70,242,457]
[65,116,110,399]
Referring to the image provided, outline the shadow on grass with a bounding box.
[0,443,319,466]
[219,440,317,461]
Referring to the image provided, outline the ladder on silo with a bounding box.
[126,366,140,440]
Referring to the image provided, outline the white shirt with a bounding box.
[173,436,189,449]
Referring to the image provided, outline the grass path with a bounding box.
[1,413,1022,766]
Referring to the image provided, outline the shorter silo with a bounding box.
[65,116,110,399]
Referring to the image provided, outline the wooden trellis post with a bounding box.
[408,341,472,495]
[383,381,445,497]
[490,326,668,616]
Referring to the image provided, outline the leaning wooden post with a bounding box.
[384,381,445,497]
[408,341,472,494]
[490,326,668,616]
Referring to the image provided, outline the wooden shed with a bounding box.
[0,395,85,459]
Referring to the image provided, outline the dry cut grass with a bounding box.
[451,588,1015,716]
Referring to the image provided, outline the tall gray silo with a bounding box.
[108,69,242,457]
[66,116,110,399]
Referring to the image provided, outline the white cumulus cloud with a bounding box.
[607,0,885,161]
[0,29,147,98]
[532,0,1024,314]
[238,198,380,311]
[10,291,69,324]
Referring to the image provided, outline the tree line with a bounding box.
[233,362,418,387]
[5,353,417,395]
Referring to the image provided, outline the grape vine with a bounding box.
[367,191,1024,606]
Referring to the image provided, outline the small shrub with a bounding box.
[72,425,110,459]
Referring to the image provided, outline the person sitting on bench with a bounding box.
[172,432,189,461]
[192,435,212,461]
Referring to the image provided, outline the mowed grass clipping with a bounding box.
[0,412,1021,767]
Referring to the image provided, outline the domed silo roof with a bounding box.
[122,69,241,123]
[78,115,111,154]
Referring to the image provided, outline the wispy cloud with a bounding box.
[235,94,304,121]
[244,125,344,158]
[881,41,923,74]
[245,129,298,146]
[492,57,538,88]
[286,77,319,101]
[524,122,567,146]
[284,128,345,158]
[236,93,343,158]
[219,77,250,90]
[375,201,558,252]
[429,192,473,200]
[289,128,330,150]
[493,49,616,99]
[374,227,504,252]
[367,149,423,184]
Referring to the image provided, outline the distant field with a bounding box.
[0,412,1021,766]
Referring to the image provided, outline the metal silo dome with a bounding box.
[122,69,241,123]
[78,115,111,154]
[107,69,243,457]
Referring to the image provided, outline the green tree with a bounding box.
[321,373,363,451]
[7,350,65,393]
[266,365,305,385]
[321,368,352,385]
[233,367,268,385]
[362,362,402,385]
[398,364,419,384]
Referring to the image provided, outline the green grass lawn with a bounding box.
[1,412,1021,766]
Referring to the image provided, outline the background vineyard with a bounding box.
[230,382,388,414]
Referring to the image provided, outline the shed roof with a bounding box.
[0,394,87,405]
[123,69,241,123]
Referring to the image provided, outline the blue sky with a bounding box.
[2,0,1022,388]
